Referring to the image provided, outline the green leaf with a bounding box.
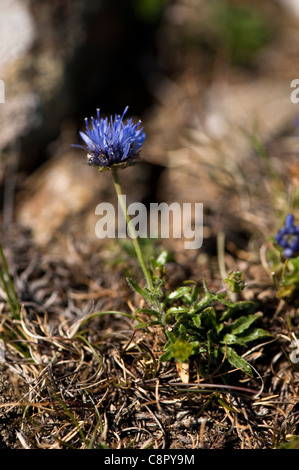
[228,313,262,335]
[217,397,239,413]
[134,320,161,329]
[237,328,272,343]
[181,282,199,304]
[215,322,225,335]
[178,323,188,336]
[127,277,150,299]
[150,257,158,271]
[221,333,241,345]
[135,307,161,320]
[159,350,173,362]
[220,301,256,321]
[166,306,190,316]
[200,307,217,329]
[165,330,176,343]
[155,250,173,267]
[221,346,253,377]
[190,283,199,303]
[189,341,205,355]
[192,314,201,328]
[222,326,272,345]
[202,279,211,295]
[165,286,191,302]
[276,284,296,299]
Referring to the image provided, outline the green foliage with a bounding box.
[131,0,166,23]
[0,244,31,359]
[130,251,271,377]
[210,1,273,65]
[278,436,299,449]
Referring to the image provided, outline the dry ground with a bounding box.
[0,217,298,449]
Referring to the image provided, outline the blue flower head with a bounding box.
[275,214,299,258]
[76,106,145,171]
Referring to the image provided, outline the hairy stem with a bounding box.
[111,167,154,291]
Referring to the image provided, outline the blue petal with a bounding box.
[285,214,294,230]
[283,248,295,258]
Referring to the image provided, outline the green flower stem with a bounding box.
[111,167,154,291]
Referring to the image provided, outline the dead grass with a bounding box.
[0,225,298,450]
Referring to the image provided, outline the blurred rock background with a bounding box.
[0,0,299,257]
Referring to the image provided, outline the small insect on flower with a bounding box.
[87,154,95,166]
[74,106,146,171]
[275,214,299,258]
